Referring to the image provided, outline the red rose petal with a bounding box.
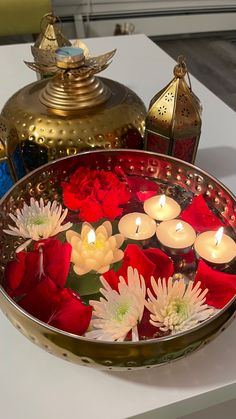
[35,239,72,288]
[143,248,174,281]
[103,269,120,292]
[5,251,40,298]
[194,260,236,309]
[137,190,158,202]
[138,308,160,339]
[103,244,174,292]
[181,195,225,232]
[5,239,72,298]
[118,244,156,289]
[127,176,159,202]
[19,277,61,323]
[49,288,92,335]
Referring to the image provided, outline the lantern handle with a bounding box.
[176,55,193,92]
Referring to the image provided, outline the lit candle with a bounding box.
[194,227,236,264]
[118,212,156,240]
[144,194,181,221]
[56,46,84,63]
[66,221,124,275]
[156,219,196,253]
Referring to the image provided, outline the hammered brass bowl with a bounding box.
[0,150,235,370]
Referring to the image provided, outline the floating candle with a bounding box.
[66,221,124,275]
[118,212,156,240]
[194,227,236,264]
[144,194,181,221]
[156,219,196,252]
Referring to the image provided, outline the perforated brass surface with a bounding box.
[2,78,146,170]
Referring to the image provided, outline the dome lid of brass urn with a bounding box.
[146,56,202,139]
[25,46,115,114]
[2,46,146,171]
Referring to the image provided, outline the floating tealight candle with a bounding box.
[156,219,196,253]
[144,194,181,221]
[194,227,236,264]
[66,221,124,275]
[118,212,156,240]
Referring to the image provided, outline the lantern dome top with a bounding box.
[146,57,202,139]
[35,12,70,48]
[31,12,71,59]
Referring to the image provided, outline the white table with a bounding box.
[0,34,235,419]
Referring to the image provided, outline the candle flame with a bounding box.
[87,229,96,244]
[159,194,166,208]
[176,222,184,232]
[215,227,223,246]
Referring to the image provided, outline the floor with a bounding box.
[156,33,236,111]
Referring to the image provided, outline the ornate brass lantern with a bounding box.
[144,57,202,163]
[31,12,71,77]
[0,116,26,197]
[32,13,90,76]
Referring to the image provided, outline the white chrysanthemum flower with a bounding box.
[146,277,215,334]
[86,266,146,342]
[3,197,72,252]
[66,221,124,275]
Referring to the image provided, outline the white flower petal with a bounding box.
[146,277,215,334]
[4,198,72,248]
[86,267,146,342]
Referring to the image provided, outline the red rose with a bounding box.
[181,195,225,232]
[194,260,236,309]
[5,239,72,298]
[103,243,174,292]
[62,167,131,222]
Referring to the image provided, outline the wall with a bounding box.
[53,0,236,37]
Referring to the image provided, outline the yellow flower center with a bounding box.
[166,298,190,324]
[114,303,130,322]
[30,215,49,226]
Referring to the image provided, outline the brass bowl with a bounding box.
[0,150,235,370]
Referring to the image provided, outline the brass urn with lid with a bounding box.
[1,42,146,171]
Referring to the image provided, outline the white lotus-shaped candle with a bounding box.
[66,221,124,275]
